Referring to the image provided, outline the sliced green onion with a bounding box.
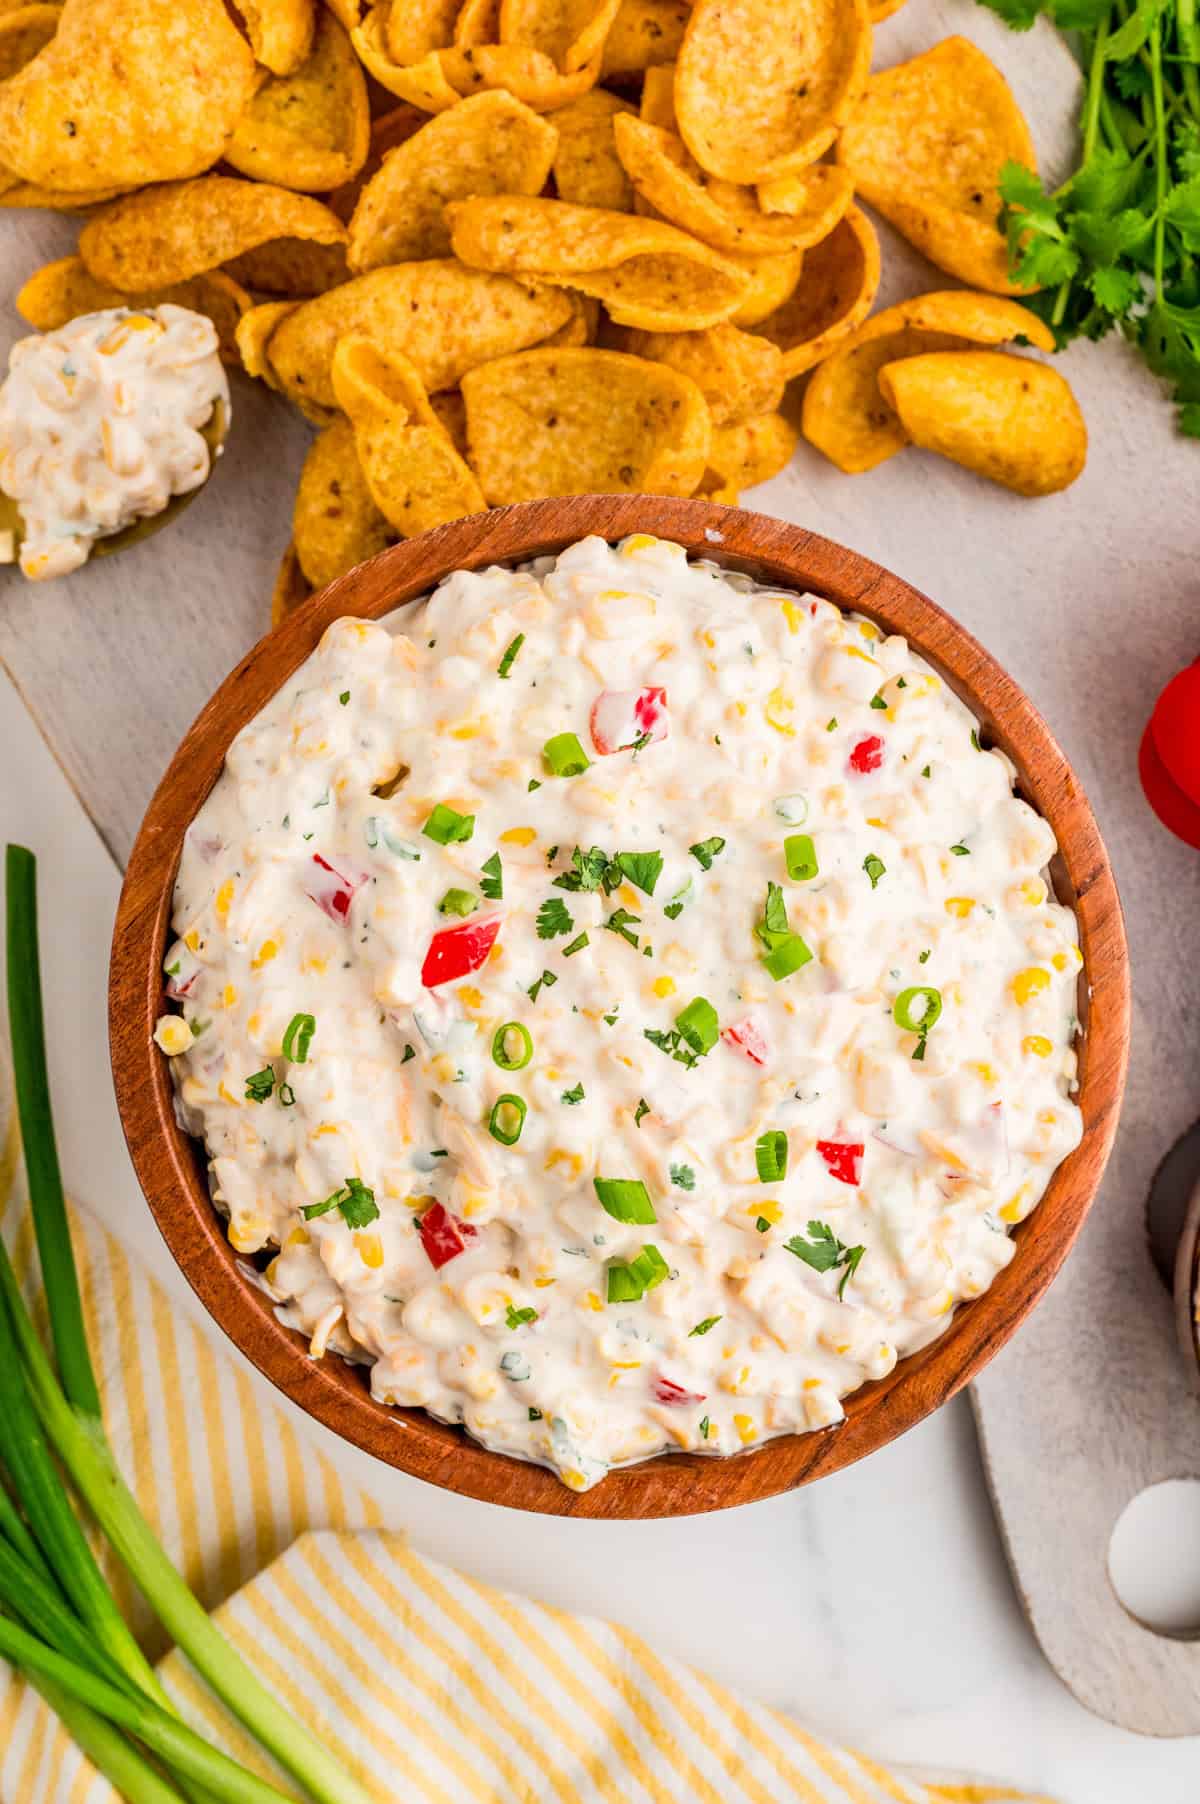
[606,1243,668,1303]
[762,934,812,981]
[543,732,591,777]
[593,1176,656,1223]
[563,931,589,957]
[497,633,525,678]
[755,1129,788,1183]
[784,833,818,882]
[689,1316,721,1336]
[488,1094,527,1145]
[438,887,478,917]
[675,996,718,1056]
[492,1021,533,1070]
[773,794,808,825]
[279,1082,296,1106]
[893,986,943,1035]
[505,1304,537,1329]
[281,1011,315,1062]
[423,802,475,844]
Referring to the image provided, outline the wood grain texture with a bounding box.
[109,495,1130,1519]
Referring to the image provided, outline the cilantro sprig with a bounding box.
[980,0,1200,433]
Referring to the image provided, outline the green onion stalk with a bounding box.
[4,846,379,1804]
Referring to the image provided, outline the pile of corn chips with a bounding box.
[3,0,1088,614]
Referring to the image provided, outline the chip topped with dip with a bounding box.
[154,534,1084,1492]
[0,305,228,581]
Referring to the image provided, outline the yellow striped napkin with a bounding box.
[0,1105,1054,1804]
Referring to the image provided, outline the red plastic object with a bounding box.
[1139,720,1200,850]
[1148,662,1200,807]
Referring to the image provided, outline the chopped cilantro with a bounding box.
[561,1082,585,1105]
[497,633,525,678]
[670,1163,696,1190]
[688,836,726,870]
[505,1304,537,1329]
[480,852,503,900]
[527,969,558,1002]
[536,897,574,940]
[863,854,886,888]
[784,1220,865,1297]
[562,931,589,956]
[616,850,664,896]
[689,1316,721,1336]
[603,907,641,947]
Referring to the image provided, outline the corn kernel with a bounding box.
[153,1015,192,1056]
[214,880,235,923]
[765,686,796,736]
[500,826,536,846]
[945,897,975,918]
[780,598,803,634]
[749,1199,782,1226]
[1023,1034,1053,1059]
[356,1233,384,1268]
[652,976,676,998]
[1012,967,1051,1005]
[623,533,658,554]
[221,984,238,1009]
[184,928,200,952]
[252,938,280,970]
[733,1413,757,1445]
[1020,878,1048,908]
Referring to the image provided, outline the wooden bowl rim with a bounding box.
[109,496,1130,1518]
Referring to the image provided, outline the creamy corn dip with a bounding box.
[157,535,1084,1491]
[0,306,227,581]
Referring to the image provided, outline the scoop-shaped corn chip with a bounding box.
[16,256,252,362]
[224,239,350,295]
[599,0,688,77]
[226,8,369,192]
[456,0,501,44]
[551,90,635,210]
[323,0,360,24]
[78,177,348,292]
[499,0,622,73]
[437,44,599,107]
[430,388,469,452]
[293,415,396,588]
[267,260,576,415]
[876,350,1086,495]
[0,0,257,191]
[676,0,870,184]
[232,0,315,73]
[372,0,457,63]
[235,299,301,384]
[613,114,851,256]
[447,194,748,330]
[869,0,907,17]
[801,290,1054,474]
[329,106,427,222]
[727,246,805,328]
[331,336,486,535]
[462,345,711,500]
[619,322,783,424]
[348,91,557,270]
[701,408,797,493]
[0,178,133,209]
[756,204,879,377]
[0,5,58,81]
[639,63,677,130]
[837,38,1036,296]
[272,541,313,624]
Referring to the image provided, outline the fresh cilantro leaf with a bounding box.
[505,1304,537,1328]
[554,845,617,893]
[670,1163,696,1190]
[689,1316,721,1336]
[784,1219,865,1296]
[689,836,726,870]
[634,1097,651,1126]
[480,852,503,900]
[527,969,558,1002]
[616,850,664,895]
[603,907,641,947]
[537,897,574,940]
[561,1082,585,1105]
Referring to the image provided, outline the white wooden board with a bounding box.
[3,0,1200,1734]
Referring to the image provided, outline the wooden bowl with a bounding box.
[110,496,1130,1518]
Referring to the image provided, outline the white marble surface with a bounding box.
[3,656,1193,1802]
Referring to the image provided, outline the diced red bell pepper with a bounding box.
[651,1374,706,1406]
[165,967,198,1000]
[848,734,884,775]
[589,687,669,754]
[721,1018,770,1066]
[304,852,368,923]
[418,1201,477,1269]
[817,1139,864,1186]
[421,913,502,988]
